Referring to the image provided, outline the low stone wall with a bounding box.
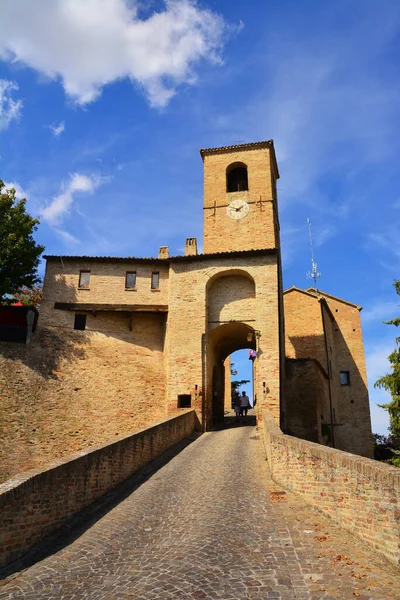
[0,410,196,567]
[263,411,400,566]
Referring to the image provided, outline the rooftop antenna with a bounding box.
[306,218,321,289]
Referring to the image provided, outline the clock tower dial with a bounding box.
[200,141,280,253]
[227,198,249,220]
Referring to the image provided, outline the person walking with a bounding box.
[240,391,250,417]
[233,392,241,421]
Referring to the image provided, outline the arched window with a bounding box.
[226,162,248,193]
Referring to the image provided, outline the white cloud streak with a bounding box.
[362,300,399,324]
[0,0,226,108]
[48,121,65,137]
[41,173,107,226]
[0,79,22,129]
[368,227,400,260]
[54,228,79,245]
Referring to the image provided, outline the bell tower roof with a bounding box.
[199,140,279,178]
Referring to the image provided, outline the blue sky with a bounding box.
[1,0,399,434]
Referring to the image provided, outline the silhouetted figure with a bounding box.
[239,391,250,417]
[233,393,241,421]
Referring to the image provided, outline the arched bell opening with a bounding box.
[226,162,249,193]
[206,322,257,430]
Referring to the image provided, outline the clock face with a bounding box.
[227,198,250,220]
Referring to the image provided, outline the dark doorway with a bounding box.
[226,163,248,192]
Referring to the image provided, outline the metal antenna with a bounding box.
[306,218,321,289]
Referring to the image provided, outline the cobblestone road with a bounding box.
[1,419,399,599]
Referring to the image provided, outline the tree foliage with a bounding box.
[13,282,43,308]
[374,280,400,437]
[0,180,44,302]
[230,362,250,396]
[373,433,400,467]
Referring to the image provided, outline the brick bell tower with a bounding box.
[200,140,280,254]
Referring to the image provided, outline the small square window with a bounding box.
[74,314,87,330]
[177,394,191,408]
[340,371,350,386]
[151,271,160,290]
[125,271,136,289]
[79,270,90,288]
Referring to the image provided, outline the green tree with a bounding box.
[230,362,250,397]
[374,280,400,438]
[0,181,44,302]
[13,282,43,308]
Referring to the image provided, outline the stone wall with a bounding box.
[42,258,169,309]
[0,316,168,483]
[263,411,400,566]
[283,288,373,458]
[166,253,281,426]
[284,358,329,443]
[202,145,278,254]
[0,410,196,567]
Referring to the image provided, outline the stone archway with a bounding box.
[204,269,257,430]
[206,322,257,429]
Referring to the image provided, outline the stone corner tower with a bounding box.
[200,140,280,254]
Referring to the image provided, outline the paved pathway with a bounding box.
[1,420,399,599]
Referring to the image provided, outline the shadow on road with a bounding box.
[0,432,202,584]
[213,411,257,430]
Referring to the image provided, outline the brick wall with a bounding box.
[263,411,400,566]
[0,410,196,567]
[283,288,373,458]
[202,146,278,254]
[166,253,281,427]
[318,292,372,457]
[43,259,169,308]
[0,316,168,483]
[284,358,329,443]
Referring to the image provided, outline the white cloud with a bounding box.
[3,180,28,200]
[54,228,79,246]
[0,79,22,129]
[0,0,226,108]
[362,300,399,324]
[48,121,65,137]
[313,225,337,248]
[41,173,108,226]
[209,5,400,214]
[368,227,400,260]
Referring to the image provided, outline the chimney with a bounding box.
[184,238,198,256]
[158,246,169,259]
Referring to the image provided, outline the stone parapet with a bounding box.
[263,411,400,566]
[0,410,196,567]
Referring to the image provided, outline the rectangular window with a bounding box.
[74,314,87,330]
[340,371,350,386]
[78,270,90,288]
[151,271,160,290]
[177,394,191,408]
[125,271,136,289]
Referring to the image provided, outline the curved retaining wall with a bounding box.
[263,411,400,566]
[0,410,196,567]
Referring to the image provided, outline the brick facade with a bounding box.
[283,287,373,457]
[0,140,373,484]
